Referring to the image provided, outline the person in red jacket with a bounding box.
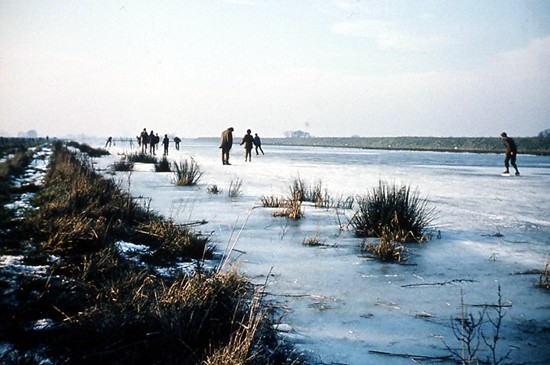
[500,132,520,175]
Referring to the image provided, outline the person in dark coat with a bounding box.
[219,127,234,165]
[240,129,255,162]
[162,134,169,156]
[105,136,112,148]
[140,128,148,153]
[149,130,156,155]
[174,136,181,150]
[500,132,520,175]
[253,133,264,155]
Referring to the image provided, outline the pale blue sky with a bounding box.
[1,0,549,138]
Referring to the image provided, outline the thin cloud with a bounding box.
[331,18,444,52]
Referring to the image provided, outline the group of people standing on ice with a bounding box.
[219,127,264,165]
[126,126,266,165]
[115,127,519,174]
[137,128,181,156]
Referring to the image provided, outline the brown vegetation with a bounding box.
[0,141,300,365]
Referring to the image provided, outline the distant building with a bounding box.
[284,130,311,138]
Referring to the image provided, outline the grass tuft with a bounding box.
[229,178,243,198]
[173,158,203,186]
[154,157,172,172]
[350,180,435,242]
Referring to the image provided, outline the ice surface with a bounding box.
[92,139,550,364]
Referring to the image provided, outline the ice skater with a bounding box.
[220,127,234,165]
[174,136,181,150]
[140,128,148,153]
[254,133,264,155]
[162,134,169,156]
[500,132,520,176]
[241,129,254,162]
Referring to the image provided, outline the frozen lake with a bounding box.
[93,138,550,364]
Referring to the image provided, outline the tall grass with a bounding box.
[66,140,109,157]
[112,157,134,171]
[3,142,298,365]
[273,182,303,219]
[350,180,435,242]
[229,177,243,198]
[154,157,172,172]
[361,214,404,262]
[126,152,158,164]
[173,158,203,186]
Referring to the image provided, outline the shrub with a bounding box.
[154,157,172,172]
[126,152,158,164]
[350,180,435,242]
[173,158,203,186]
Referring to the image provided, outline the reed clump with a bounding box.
[229,177,243,198]
[260,195,286,208]
[207,183,222,195]
[273,183,303,220]
[112,157,134,171]
[361,214,404,262]
[154,156,172,172]
[350,180,435,242]
[173,158,203,186]
[126,152,158,164]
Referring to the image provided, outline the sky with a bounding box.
[1,0,549,138]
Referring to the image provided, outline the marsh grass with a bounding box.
[302,234,332,247]
[273,183,303,220]
[173,158,203,186]
[136,219,212,264]
[362,217,405,262]
[207,183,223,195]
[154,157,172,172]
[112,157,134,171]
[263,178,354,211]
[126,152,158,164]
[0,145,38,234]
[350,180,435,242]
[2,142,298,365]
[260,195,286,208]
[229,177,243,198]
[66,141,109,157]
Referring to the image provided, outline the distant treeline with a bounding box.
[263,136,550,155]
